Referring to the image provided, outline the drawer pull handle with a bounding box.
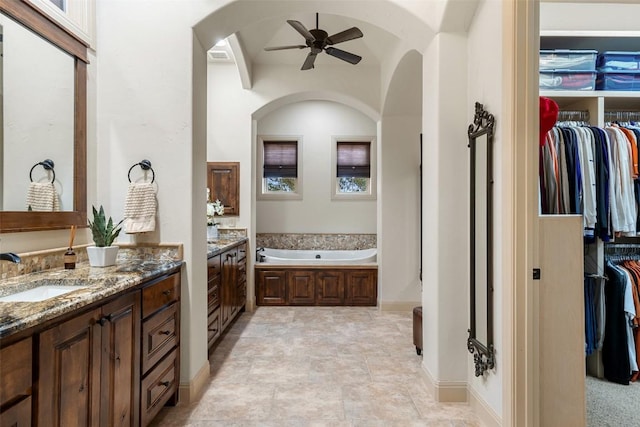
[162,290,172,296]
[97,315,112,326]
[159,381,170,387]
[208,328,218,332]
[159,330,171,335]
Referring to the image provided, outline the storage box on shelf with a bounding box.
[540,70,597,91]
[597,51,640,71]
[539,49,598,91]
[596,71,640,91]
[596,51,640,92]
[540,49,597,71]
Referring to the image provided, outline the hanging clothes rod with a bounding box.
[604,243,640,261]
[604,110,640,122]
[556,110,590,122]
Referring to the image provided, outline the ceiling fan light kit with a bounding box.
[264,13,363,70]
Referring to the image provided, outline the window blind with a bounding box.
[263,141,298,178]
[337,141,370,178]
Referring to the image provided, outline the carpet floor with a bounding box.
[586,375,640,426]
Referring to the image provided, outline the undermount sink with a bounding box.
[0,285,87,303]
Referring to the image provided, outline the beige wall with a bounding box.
[3,0,516,420]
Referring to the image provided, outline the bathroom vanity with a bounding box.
[0,249,183,427]
[206,237,247,351]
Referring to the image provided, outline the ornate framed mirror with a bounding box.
[0,0,87,232]
[467,102,496,376]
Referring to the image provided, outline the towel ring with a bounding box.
[128,159,155,183]
[29,159,55,183]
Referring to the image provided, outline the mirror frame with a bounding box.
[0,0,87,232]
[467,101,496,376]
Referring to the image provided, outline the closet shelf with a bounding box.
[541,30,640,39]
[540,90,640,99]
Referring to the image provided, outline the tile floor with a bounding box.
[151,306,480,426]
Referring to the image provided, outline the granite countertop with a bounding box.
[207,236,248,258]
[0,255,183,339]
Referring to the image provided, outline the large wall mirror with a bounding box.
[0,0,87,232]
[467,102,496,376]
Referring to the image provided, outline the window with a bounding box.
[333,138,376,199]
[258,137,302,199]
[48,0,66,11]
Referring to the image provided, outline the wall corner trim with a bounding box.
[469,386,502,427]
[420,363,468,403]
[179,361,210,404]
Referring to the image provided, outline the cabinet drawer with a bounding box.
[141,348,178,427]
[208,279,220,311]
[207,255,221,278]
[142,274,180,318]
[142,303,179,374]
[0,395,31,427]
[238,260,246,280]
[0,338,32,408]
[237,243,247,261]
[207,306,221,347]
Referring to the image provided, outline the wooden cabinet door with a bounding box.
[237,258,247,311]
[207,162,239,216]
[256,270,287,305]
[345,270,377,306]
[100,291,141,427]
[316,271,345,305]
[0,396,31,427]
[0,337,32,408]
[221,250,237,328]
[38,308,102,427]
[287,270,315,305]
[207,307,221,349]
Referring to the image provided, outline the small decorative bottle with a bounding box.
[64,247,77,269]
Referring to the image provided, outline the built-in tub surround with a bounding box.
[260,248,377,264]
[256,233,376,251]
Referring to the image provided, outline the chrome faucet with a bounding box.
[256,247,265,263]
[0,252,21,263]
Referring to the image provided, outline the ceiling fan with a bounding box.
[264,13,363,70]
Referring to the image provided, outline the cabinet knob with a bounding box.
[97,315,112,326]
[162,290,172,296]
[208,328,218,332]
[159,330,171,335]
[159,381,170,387]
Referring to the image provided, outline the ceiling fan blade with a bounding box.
[287,20,315,43]
[301,52,318,70]
[326,27,363,45]
[325,47,362,65]
[264,45,308,51]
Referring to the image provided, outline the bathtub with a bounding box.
[259,248,377,264]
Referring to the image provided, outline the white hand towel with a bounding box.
[26,182,60,211]
[124,182,157,233]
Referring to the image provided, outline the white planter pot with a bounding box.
[207,225,218,240]
[86,245,119,267]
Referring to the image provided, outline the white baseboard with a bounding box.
[469,386,502,427]
[379,301,421,311]
[178,361,210,404]
[420,363,468,403]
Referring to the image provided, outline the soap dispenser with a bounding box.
[64,226,77,269]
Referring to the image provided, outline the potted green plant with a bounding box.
[87,205,123,267]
